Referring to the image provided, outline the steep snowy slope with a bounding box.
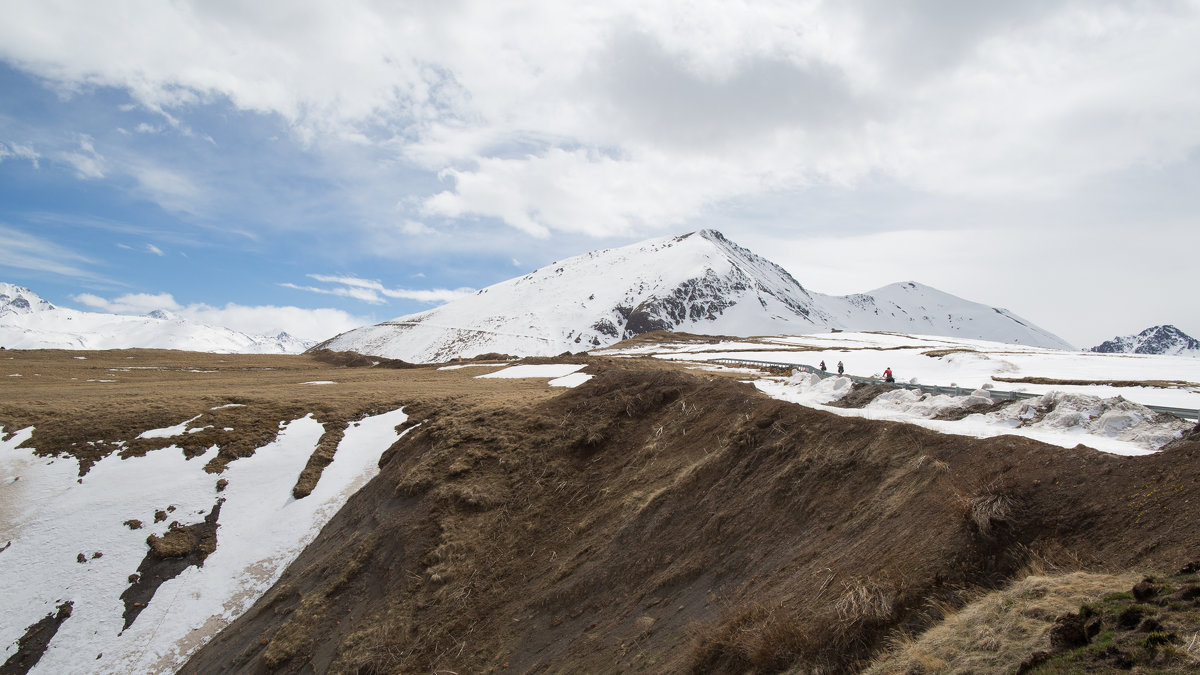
[318,231,836,362]
[318,230,1072,362]
[0,283,311,353]
[1091,325,1200,357]
[818,281,1072,350]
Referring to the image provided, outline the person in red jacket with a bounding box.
[884,367,894,383]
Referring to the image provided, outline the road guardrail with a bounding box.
[707,358,1200,421]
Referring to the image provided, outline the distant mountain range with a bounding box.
[317,229,1074,362]
[1091,325,1200,357]
[0,283,312,353]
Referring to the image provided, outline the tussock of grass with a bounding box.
[863,570,1140,674]
[835,579,896,626]
[687,603,814,673]
[954,479,1018,536]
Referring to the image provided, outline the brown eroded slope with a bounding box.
[183,365,1200,674]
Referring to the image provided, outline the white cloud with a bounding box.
[298,274,474,304]
[753,221,1200,350]
[5,1,1198,226]
[0,224,98,279]
[0,141,40,168]
[423,148,762,238]
[70,290,368,342]
[73,291,181,314]
[146,244,164,256]
[2,0,1199,342]
[279,282,385,304]
[400,220,434,236]
[128,162,203,213]
[62,135,105,179]
[178,302,368,342]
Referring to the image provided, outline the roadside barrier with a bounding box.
[708,358,1200,421]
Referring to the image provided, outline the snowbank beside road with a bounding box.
[757,375,1191,456]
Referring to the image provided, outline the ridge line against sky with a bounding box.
[1,1,1197,346]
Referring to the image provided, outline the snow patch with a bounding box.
[0,408,412,674]
[137,415,204,440]
[549,372,593,388]
[475,364,586,379]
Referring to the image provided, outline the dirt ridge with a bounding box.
[183,366,1200,673]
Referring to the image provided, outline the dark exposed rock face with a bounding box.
[622,270,744,338]
[1092,325,1200,356]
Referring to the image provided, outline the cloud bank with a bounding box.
[2,1,1197,239]
[72,291,367,342]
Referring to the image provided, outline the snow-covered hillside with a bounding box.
[0,409,411,673]
[318,230,1072,362]
[0,284,311,353]
[1091,325,1200,357]
[599,331,1200,455]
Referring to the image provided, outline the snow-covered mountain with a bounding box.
[316,230,1072,362]
[1091,325,1200,357]
[0,283,312,353]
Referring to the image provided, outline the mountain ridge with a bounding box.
[1091,325,1200,357]
[317,229,1074,362]
[0,282,312,353]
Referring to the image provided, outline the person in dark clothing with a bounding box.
[837,361,844,375]
[819,360,826,372]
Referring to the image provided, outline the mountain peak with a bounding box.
[1092,325,1200,357]
[694,228,729,243]
[316,231,1072,362]
[0,282,55,315]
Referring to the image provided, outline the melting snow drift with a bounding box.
[0,408,412,674]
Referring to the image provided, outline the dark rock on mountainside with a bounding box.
[1092,325,1200,357]
[315,230,1073,363]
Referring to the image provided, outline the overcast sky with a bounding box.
[1,0,1197,346]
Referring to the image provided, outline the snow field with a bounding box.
[0,406,412,674]
[633,332,1200,411]
[598,331,1199,455]
[755,372,1191,456]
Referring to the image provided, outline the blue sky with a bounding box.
[2,1,1198,346]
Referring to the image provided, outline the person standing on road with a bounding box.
[837,361,844,375]
[884,367,894,383]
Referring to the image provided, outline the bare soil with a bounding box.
[178,358,1200,674]
[0,601,72,675]
[7,349,1200,673]
[121,500,223,629]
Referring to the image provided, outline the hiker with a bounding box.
[819,360,826,372]
[837,361,844,375]
[884,367,894,383]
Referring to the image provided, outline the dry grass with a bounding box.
[863,570,1140,674]
[687,602,815,673]
[992,375,1196,389]
[835,579,897,626]
[954,479,1018,536]
[0,348,570,480]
